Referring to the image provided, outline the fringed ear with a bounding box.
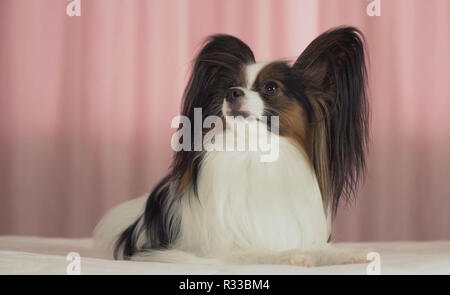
[172,35,255,194]
[292,27,370,216]
[181,34,255,118]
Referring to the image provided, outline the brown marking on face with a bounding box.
[278,102,309,155]
[251,62,310,155]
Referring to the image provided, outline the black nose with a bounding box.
[226,88,244,103]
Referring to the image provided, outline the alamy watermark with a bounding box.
[366,251,381,275]
[66,252,81,275]
[171,108,280,162]
[366,0,381,17]
[66,0,81,17]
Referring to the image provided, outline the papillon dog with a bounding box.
[94,27,370,267]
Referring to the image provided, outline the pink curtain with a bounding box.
[0,0,448,241]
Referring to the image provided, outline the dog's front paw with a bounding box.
[289,253,316,267]
[324,248,371,264]
[336,249,372,265]
[302,246,373,266]
[277,250,317,267]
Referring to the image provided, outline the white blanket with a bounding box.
[0,236,449,274]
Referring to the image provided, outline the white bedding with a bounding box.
[0,236,449,275]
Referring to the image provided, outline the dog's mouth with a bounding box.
[223,100,254,119]
[226,109,251,118]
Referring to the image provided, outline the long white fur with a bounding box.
[177,133,329,254]
[93,132,367,266]
[93,62,369,267]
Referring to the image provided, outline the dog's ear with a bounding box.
[182,35,255,118]
[173,35,254,196]
[292,27,370,216]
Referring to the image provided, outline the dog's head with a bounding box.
[174,27,369,215]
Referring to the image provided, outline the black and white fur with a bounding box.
[94,27,370,267]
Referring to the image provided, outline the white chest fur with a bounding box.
[178,135,330,257]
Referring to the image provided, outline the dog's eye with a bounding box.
[263,82,280,96]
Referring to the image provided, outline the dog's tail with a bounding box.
[92,195,147,259]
